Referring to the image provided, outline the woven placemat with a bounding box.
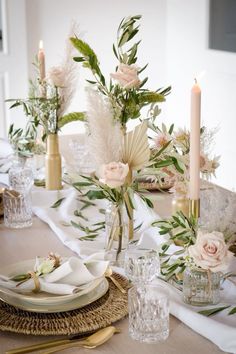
[0,273,129,336]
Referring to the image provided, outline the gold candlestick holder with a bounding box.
[189,199,200,219]
[172,196,189,217]
[45,134,62,190]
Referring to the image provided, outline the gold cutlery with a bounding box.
[42,326,119,354]
[6,326,119,354]
[105,268,126,294]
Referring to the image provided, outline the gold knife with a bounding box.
[5,333,91,354]
[6,327,119,354]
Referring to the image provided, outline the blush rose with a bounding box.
[110,63,141,89]
[99,162,129,188]
[188,230,233,272]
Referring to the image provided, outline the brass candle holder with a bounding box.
[189,199,200,219]
[45,134,62,190]
[172,196,190,217]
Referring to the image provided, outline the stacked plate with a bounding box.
[0,259,109,313]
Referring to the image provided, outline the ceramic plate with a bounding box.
[0,259,109,313]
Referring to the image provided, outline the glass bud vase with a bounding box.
[105,202,129,266]
[183,266,221,306]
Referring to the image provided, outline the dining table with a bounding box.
[0,184,230,354]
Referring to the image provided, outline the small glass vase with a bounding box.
[183,266,221,306]
[105,202,129,266]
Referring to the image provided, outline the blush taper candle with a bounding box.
[38,40,46,82]
[189,79,201,200]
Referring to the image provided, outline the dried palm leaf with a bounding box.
[122,121,150,170]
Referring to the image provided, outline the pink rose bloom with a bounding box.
[188,230,233,272]
[100,162,129,188]
[110,63,141,89]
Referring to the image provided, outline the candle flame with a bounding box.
[39,40,44,50]
[194,70,206,84]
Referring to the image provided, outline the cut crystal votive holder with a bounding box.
[124,246,160,284]
[3,191,33,229]
[128,284,169,343]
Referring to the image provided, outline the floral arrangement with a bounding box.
[153,211,234,279]
[144,124,220,195]
[6,23,85,144]
[67,15,189,260]
[70,15,171,130]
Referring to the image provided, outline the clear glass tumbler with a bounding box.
[124,246,160,284]
[8,164,34,193]
[128,284,169,343]
[3,191,33,228]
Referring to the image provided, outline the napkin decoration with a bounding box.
[0,254,109,295]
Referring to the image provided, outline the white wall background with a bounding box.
[1,0,236,191]
[164,0,236,192]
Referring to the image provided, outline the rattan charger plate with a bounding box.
[0,273,129,336]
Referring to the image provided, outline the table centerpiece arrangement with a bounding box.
[69,15,179,262]
[153,210,235,308]
[6,24,85,190]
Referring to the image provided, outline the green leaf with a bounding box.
[50,197,66,209]
[79,234,98,241]
[152,140,172,159]
[138,63,148,74]
[198,306,230,317]
[73,57,85,62]
[58,112,85,128]
[139,92,166,104]
[74,210,89,221]
[9,101,22,109]
[70,37,97,61]
[228,307,236,315]
[139,77,148,88]
[168,123,174,135]
[171,157,185,174]
[71,220,83,230]
[113,44,119,59]
[73,181,93,188]
[85,190,106,200]
[153,159,174,168]
[118,29,130,47]
[10,274,30,282]
[134,222,143,231]
[86,80,97,85]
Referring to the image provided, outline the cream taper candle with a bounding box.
[189,79,201,200]
[38,40,46,81]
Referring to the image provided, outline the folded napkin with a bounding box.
[0,257,109,295]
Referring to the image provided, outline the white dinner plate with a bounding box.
[0,259,109,313]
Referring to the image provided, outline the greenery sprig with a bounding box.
[70,15,171,127]
[152,211,198,280]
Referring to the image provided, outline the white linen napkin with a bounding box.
[0,257,109,295]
